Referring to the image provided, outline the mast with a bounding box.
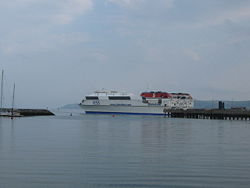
[11,83,15,116]
[0,70,3,114]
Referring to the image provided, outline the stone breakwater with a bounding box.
[1,108,54,116]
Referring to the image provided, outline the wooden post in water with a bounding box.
[0,70,3,115]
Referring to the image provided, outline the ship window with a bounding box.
[108,96,131,100]
[142,97,148,103]
[86,96,99,100]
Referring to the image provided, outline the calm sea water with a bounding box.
[0,112,250,188]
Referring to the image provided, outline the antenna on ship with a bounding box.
[146,83,149,91]
[146,82,152,92]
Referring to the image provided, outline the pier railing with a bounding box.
[165,109,250,120]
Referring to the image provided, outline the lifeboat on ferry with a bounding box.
[140,91,172,98]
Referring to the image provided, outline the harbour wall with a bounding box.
[1,108,54,116]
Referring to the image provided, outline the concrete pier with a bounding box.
[166,109,250,120]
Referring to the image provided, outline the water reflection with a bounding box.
[0,118,3,152]
[0,115,250,188]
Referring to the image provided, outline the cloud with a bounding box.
[107,0,174,9]
[215,5,250,24]
[0,31,90,55]
[53,0,93,24]
[0,0,93,54]
[1,0,93,25]
[91,52,109,63]
[207,62,250,100]
[186,3,250,28]
[227,35,250,45]
[185,50,201,61]
[107,0,144,7]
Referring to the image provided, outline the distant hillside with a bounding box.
[61,104,81,109]
[61,100,250,110]
[194,100,250,109]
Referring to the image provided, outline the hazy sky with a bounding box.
[1,0,250,108]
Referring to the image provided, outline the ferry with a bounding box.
[79,90,194,115]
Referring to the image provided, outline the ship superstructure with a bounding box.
[79,90,193,115]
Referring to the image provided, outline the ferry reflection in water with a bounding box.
[0,114,250,188]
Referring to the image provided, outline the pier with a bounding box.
[165,109,250,120]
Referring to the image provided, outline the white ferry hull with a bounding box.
[80,105,169,115]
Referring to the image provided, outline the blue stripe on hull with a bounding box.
[85,111,167,116]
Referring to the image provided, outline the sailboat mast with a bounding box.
[11,83,15,116]
[0,70,4,113]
